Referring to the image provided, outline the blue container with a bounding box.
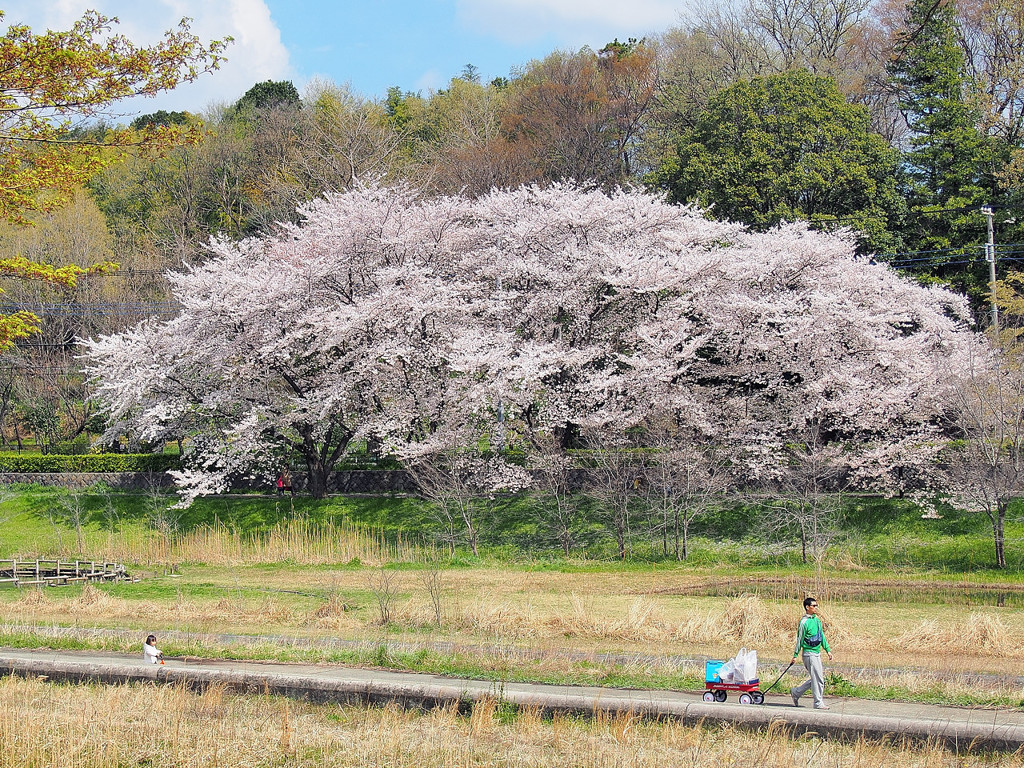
[705,660,725,683]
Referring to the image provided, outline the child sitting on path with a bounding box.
[144,634,164,664]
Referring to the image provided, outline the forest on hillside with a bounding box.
[0,0,1023,455]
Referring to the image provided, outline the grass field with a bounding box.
[1,484,1023,713]
[0,675,1020,768]
[3,483,1023,571]
[2,562,1023,708]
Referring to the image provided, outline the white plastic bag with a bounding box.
[719,659,735,683]
[742,649,758,681]
[730,647,758,683]
[729,648,744,683]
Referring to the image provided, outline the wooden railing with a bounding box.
[0,559,129,588]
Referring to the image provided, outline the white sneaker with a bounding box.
[814,704,830,710]
[790,687,800,707]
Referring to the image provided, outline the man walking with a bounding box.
[790,596,833,709]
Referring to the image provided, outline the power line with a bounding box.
[885,253,978,265]
[79,270,171,278]
[915,204,984,216]
[1,269,171,280]
[889,259,975,270]
[883,245,986,257]
[0,302,178,316]
[808,202,997,225]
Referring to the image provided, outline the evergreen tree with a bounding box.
[651,70,904,253]
[887,0,994,298]
[233,80,301,113]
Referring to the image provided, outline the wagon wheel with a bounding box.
[703,691,715,703]
[738,693,753,705]
[752,692,765,705]
[714,690,727,703]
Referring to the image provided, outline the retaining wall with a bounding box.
[0,469,415,494]
[0,472,174,489]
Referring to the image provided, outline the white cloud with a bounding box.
[1,0,292,118]
[456,0,679,46]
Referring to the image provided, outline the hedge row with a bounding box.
[0,453,180,473]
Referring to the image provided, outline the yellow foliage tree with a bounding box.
[0,10,229,349]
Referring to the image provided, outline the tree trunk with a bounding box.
[297,422,351,500]
[682,518,689,561]
[461,502,479,557]
[559,507,572,556]
[674,509,681,561]
[303,452,330,499]
[994,504,1007,569]
[662,504,669,557]
[616,508,626,560]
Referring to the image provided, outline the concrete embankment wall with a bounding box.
[0,469,414,493]
[0,472,175,489]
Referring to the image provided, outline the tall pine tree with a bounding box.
[887,0,994,302]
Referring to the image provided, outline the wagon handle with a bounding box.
[760,660,795,695]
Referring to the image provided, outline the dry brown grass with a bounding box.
[3,621,1021,709]
[892,612,1010,654]
[550,595,663,641]
[456,599,542,641]
[0,675,1017,768]
[672,594,804,647]
[93,518,418,566]
[9,583,305,630]
[4,568,1024,683]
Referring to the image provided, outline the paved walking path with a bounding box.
[13,623,1020,689]
[2,647,1022,751]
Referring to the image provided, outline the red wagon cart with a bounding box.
[703,659,765,705]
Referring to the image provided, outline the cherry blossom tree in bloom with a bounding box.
[84,182,980,506]
[85,184,478,501]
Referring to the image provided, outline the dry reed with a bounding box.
[893,612,1014,656]
[5,567,1024,688]
[456,600,541,641]
[671,595,850,649]
[0,676,1016,768]
[550,595,663,641]
[9,583,303,629]
[93,517,418,566]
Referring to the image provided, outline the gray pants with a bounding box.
[793,652,825,707]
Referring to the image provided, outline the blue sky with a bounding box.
[3,1,683,117]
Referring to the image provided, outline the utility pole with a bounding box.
[983,205,998,332]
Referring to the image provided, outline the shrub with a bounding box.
[0,453,180,473]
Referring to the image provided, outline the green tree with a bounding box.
[411,75,516,195]
[130,110,192,130]
[233,80,301,113]
[0,10,227,349]
[887,0,992,262]
[384,86,419,130]
[651,69,903,252]
[0,10,228,225]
